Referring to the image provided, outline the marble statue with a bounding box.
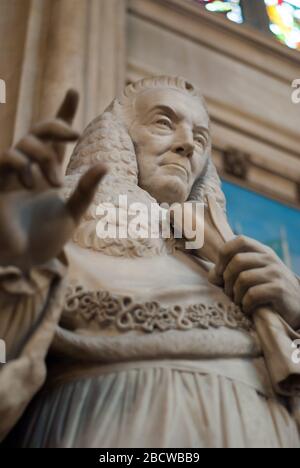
[1,76,300,448]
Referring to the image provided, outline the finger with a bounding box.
[216,236,274,278]
[223,252,269,298]
[0,149,34,189]
[0,148,28,171]
[56,89,79,125]
[16,135,63,187]
[53,90,80,163]
[67,164,107,224]
[31,119,79,142]
[233,267,270,305]
[242,283,277,315]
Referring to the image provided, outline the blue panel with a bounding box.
[222,181,300,274]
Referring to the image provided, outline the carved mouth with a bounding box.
[163,163,188,178]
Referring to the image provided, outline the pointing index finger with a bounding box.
[56,89,79,125]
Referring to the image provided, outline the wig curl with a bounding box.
[64,76,226,258]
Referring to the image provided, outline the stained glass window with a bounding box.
[264,0,300,50]
[193,1,244,24]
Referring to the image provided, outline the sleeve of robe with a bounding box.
[0,254,68,442]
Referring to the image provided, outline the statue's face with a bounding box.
[129,88,210,204]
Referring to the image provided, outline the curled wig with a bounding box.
[63,76,226,258]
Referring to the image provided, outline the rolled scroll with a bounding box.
[170,196,300,397]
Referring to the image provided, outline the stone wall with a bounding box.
[1,0,300,207]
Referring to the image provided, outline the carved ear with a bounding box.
[189,157,226,212]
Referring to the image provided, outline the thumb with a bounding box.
[66,164,107,224]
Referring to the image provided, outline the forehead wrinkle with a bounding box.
[146,105,209,132]
[133,88,209,130]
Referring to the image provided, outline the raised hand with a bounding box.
[0,90,107,270]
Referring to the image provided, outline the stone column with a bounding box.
[37,0,88,126]
[8,0,88,144]
[0,0,31,152]
[84,0,127,124]
[0,0,127,152]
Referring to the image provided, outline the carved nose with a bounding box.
[174,142,194,158]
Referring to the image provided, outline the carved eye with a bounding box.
[194,135,206,147]
[156,117,172,129]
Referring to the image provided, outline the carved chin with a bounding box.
[150,176,188,204]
